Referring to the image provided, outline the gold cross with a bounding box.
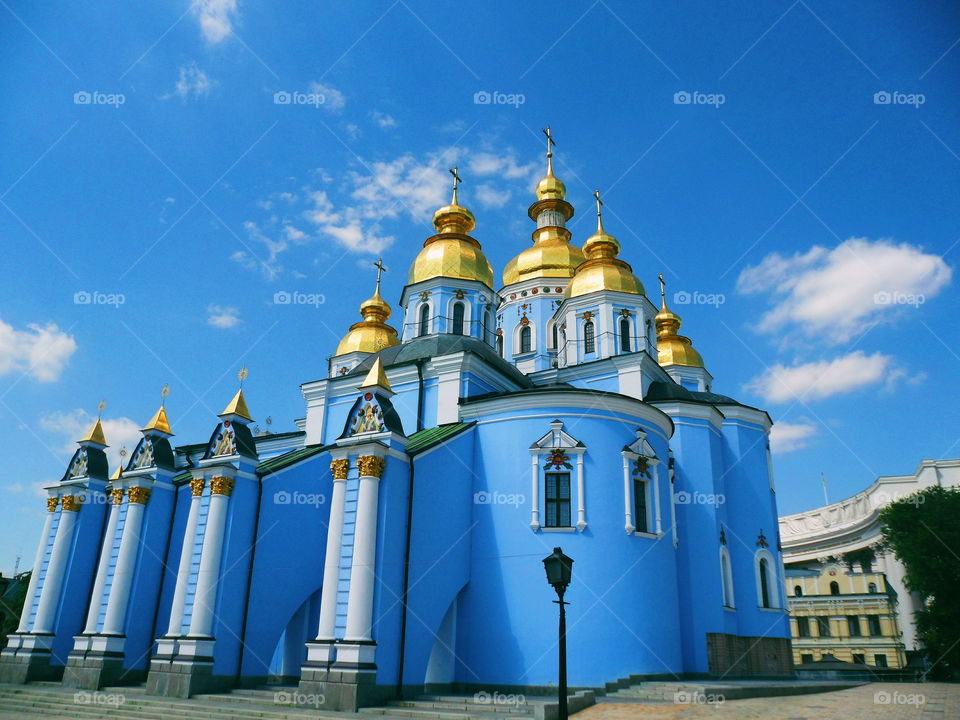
[373,258,387,292]
[658,273,666,304]
[542,126,556,174]
[449,166,462,204]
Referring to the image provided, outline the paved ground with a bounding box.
[579,683,957,719]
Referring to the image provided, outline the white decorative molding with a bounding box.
[528,420,586,532]
[621,428,661,537]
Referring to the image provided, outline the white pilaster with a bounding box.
[529,455,540,530]
[166,485,204,636]
[576,454,586,531]
[652,463,662,535]
[316,471,347,641]
[17,506,56,633]
[101,495,147,635]
[32,503,80,634]
[188,481,231,637]
[343,461,382,643]
[622,455,634,534]
[83,499,123,633]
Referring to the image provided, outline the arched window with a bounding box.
[755,550,779,608]
[484,309,494,344]
[830,581,840,596]
[794,585,803,597]
[583,320,595,354]
[868,582,877,593]
[451,302,465,335]
[519,325,532,354]
[550,322,558,350]
[418,304,430,337]
[619,317,631,352]
[720,547,735,608]
[759,559,771,608]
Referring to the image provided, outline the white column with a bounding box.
[188,477,232,637]
[343,456,383,642]
[652,463,662,535]
[17,501,57,633]
[598,302,614,359]
[83,496,123,633]
[669,468,679,547]
[575,454,586,531]
[166,480,204,636]
[32,497,81,634]
[622,455,634,534]
[530,455,540,530]
[316,467,348,641]
[101,489,149,635]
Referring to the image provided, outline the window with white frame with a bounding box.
[418,304,430,336]
[720,546,735,608]
[528,421,586,532]
[755,549,780,608]
[621,429,662,536]
[451,301,465,335]
[583,319,596,354]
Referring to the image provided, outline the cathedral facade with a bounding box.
[0,135,791,709]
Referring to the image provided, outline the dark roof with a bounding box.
[644,380,768,417]
[175,429,306,454]
[338,335,533,388]
[257,444,328,476]
[407,422,475,455]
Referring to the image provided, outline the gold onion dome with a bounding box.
[564,191,644,299]
[336,269,400,356]
[655,275,704,368]
[408,167,494,288]
[502,127,584,286]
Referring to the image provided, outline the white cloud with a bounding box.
[371,110,397,128]
[745,351,895,404]
[345,123,361,140]
[192,0,238,43]
[475,183,511,209]
[206,304,241,329]
[737,238,951,343]
[469,151,538,182]
[283,225,307,242]
[164,63,214,100]
[769,421,817,453]
[0,318,77,382]
[308,81,346,112]
[40,409,142,469]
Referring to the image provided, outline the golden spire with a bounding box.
[430,166,476,235]
[359,357,392,393]
[564,190,644,299]
[336,259,400,355]
[220,367,253,421]
[655,273,704,368]
[143,385,173,435]
[79,401,108,445]
[535,126,566,201]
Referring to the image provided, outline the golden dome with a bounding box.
[336,286,400,356]
[564,195,644,299]
[536,174,566,201]
[408,170,494,288]
[655,276,704,368]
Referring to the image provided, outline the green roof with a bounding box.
[172,470,192,485]
[257,444,328,476]
[406,422,475,456]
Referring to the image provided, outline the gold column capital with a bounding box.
[357,455,385,478]
[110,489,124,505]
[128,486,152,505]
[61,495,83,512]
[46,497,59,513]
[189,477,206,497]
[330,458,350,480]
[210,476,235,496]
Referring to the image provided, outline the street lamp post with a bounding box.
[542,547,573,720]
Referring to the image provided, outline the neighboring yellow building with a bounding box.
[786,562,907,669]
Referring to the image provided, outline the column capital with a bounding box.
[128,486,152,505]
[61,495,83,512]
[46,497,59,512]
[330,458,350,480]
[110,488,124,505]
[210,476,235,496]
[190,477,206,496]
[357,455,385,478]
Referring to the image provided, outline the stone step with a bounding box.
[416,695,540,706]
[361,707,535,720]
[391,700,532,714]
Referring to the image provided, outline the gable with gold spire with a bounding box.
[332,258,400,377]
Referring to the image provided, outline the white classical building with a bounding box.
[778,458,960,652]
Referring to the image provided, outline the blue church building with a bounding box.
[0,133,792,709]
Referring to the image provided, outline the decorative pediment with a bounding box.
[622,428,658,460]
[203,419,257,460]
[530,420,585,454]
[126,435,176,472]
[60,444,108,482]
[67,448,88,478]
[339,389,404,439]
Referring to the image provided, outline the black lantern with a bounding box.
[542,547,573,720]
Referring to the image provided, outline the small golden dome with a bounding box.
[408,169,494,288]
[565,195,644,299]
[655,275,704,368]
[336,286,400,356]
[536,173,566,201]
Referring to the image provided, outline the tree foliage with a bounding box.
[880,485,960,679]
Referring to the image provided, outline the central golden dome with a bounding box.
[408,180,494,288]
[564,203,644,299]
[335,285,400,356]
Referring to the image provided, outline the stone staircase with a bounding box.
[360,693,541,720]
[603,678,864,703]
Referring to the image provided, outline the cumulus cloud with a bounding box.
[737,238,951,343]
[371,110,397,128]
[769,421,817,453]
[0,318,77,382]
[206,304,241,329]
[164,63,214,100]
[308,81,346,112]
[475,183,511,209]
[745,351,896,404]
[192,0,238,43]
[40,409,142,469]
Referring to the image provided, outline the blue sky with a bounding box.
[0,1,958,574]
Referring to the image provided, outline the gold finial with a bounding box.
[593,189,605,234]
[160,384,170,406]
[97,400,106,417]
[659,273,667,308]
[238,366,248,386]
[373,257,387,294]
[449,166,462,206]
[359,357,392,393]
[542,126,556,176]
